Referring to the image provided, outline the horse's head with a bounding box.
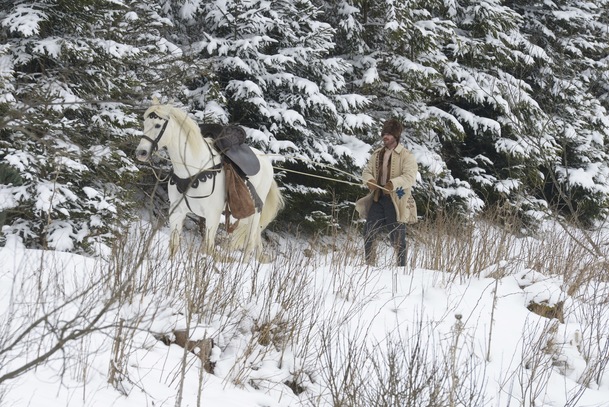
[137,101,211,168]
[136,104,171,162]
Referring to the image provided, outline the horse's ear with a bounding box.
[152,96,160,105]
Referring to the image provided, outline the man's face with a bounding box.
[382,133,398,149]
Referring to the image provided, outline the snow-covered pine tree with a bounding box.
[320,0,486,219]
[432,0,551,226]
[504,0,609,225]
[156,0,370,230]
[321,0,609,228]
[0,0,202,252]
[438,0,609,227]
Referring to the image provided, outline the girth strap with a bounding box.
[169,163,223,194]
[245,178,263,212]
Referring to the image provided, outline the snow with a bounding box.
[281,109,306,126]
[410,144,445,176]
[2,219,609,406]
[333,94,370,111]
[179,0,201,21]
[362,66,378,84]
[341,113,374,131]
[35,181,75,214]
[33,38,63,58]
[3,0,609,403]
[451,105,501,136]
[1,5,47,36]
[155,38,182,56]
[0,186,18,211]
[201,100,230,123]
[92,39,141,59]
[334,134,371,168]
[227,80,266,106]
[56,156,90,172]
[494,178,521,194]
[47,220,75,251]
[124,12,138,21]
[4,150,35,173]
[268,139,298,153]
[392,56,440,77]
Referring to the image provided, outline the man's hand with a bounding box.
[367,179,379,191]
[383,181,393,195]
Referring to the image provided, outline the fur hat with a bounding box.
[381,118,403,142]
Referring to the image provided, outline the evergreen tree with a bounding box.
[505,0,609,224]
[158,0,371,229]
[0,0,202,252]
[2,0,609,252]
[434,0,549,224]
[439,0,609,226]
[319,0,486,218]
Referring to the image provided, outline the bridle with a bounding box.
[140,111,169,155]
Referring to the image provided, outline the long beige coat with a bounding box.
[355,144,418,224]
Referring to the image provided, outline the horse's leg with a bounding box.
[203,221,218,254]
[202,207,223,256]
[244,213,266,262]
[168,206,188,257]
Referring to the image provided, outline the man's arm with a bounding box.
[362,151,377,189]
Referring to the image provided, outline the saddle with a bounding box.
[199,123,263,225]
[199,124,261,176]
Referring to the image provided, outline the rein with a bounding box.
[272,165,363,187]
[269,160,391,192]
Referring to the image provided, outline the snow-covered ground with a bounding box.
[1,220,609,407]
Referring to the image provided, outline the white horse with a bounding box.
[135,101,284,259]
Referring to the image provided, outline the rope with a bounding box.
[267,153,363,182]
[271,165,362,186]
[149,164,171,183]
[143,147,390,192]
[267,154,390,192]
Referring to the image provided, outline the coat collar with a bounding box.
[374,143,405,154]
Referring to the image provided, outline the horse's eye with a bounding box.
[155,124,161,129]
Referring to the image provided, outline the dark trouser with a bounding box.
[364,195,406,266]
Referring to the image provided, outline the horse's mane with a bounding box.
[145,103,209,152]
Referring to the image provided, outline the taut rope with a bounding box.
[266,153,391,192]
[271,165,361,186]
[143,148,390,191]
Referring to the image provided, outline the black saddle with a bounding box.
[199,123,261,176]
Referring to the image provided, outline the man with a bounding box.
[355,118,418,266]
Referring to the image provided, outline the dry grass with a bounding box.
[407,211,609,291]
[4,208,609,406]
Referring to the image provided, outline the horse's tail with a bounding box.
[259,179,285,231]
